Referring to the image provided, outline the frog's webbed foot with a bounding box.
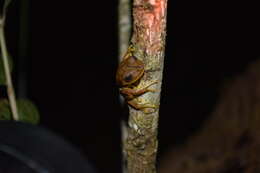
[133,80,158,96]
[141,80,158,92]
[122,44,135,60]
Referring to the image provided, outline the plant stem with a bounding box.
[118,0,131,172]
[118,0,131,59]
[0,22,19,121]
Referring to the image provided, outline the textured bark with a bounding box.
[124,0,168,172]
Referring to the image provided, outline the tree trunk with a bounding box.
[124,0,168,172]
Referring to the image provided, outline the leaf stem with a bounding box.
[0,0,19,121]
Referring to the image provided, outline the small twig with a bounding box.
[1,0,12,23]
[0,0,19,121]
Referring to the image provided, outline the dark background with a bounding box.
[3,0,260,172]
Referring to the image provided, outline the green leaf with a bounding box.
[0,98,40,124]
[0,53,13,85]
[0,99,12,120]
[17,99,40,124]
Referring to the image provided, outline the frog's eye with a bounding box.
[124,74,133,82]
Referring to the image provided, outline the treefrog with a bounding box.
[116,45,157,112]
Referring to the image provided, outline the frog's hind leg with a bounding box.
[120,81,158,100]
[140,80,158,92]
[127,100,157,113]
[132,80,158,97]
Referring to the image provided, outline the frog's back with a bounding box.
[116,56,144,86]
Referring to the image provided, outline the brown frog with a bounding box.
[116,45,157,112]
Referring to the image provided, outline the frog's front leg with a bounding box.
[120,81,158,112]
[120,81,158,100]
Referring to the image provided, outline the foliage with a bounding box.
[0,99,40,124]
[0,53,13,85]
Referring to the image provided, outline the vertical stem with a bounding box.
[118,0,131,59]
[118,0,131,172]
[0,25,19,121]
[125,0,168,172]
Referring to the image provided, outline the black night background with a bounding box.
[2,0,260,172]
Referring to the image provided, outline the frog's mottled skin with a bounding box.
[116,45,157,111]
[116,54,144,87]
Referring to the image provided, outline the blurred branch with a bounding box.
[118,0,131,59]
[0,0,19,121]
[159,59,260,173]
[118,0,131,172]
[1,0,12,23]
